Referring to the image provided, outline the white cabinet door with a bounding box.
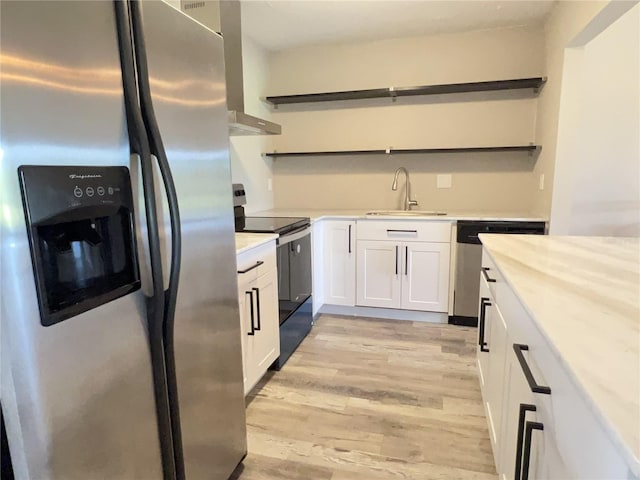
[252,268,280,375]
[486,303,508,466]
[499,341,558,480]
[236,240,280,396]
[237,277,255,394]
[400,242,450,312]
[356,240,401,309]
[477,276,491,392]
[498,344,536,480]
[323,220,356,306]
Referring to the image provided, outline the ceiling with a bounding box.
[242,0,555,52]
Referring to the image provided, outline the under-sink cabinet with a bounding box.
[478,248,636,480]
[356,220,451,312]
[236,240,279,395]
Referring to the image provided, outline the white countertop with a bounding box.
[479,234,640,473]
[252,208,548,223]
[235,232,278,255]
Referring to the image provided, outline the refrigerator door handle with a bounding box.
[114,2,176,480]
[129,0,185,480]
[129,1,185,478]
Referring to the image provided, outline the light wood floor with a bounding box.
[231,314,497,480]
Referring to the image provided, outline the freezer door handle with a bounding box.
[129,1,188,478]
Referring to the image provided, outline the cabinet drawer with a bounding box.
[481,249,502,299]
[236,240,276,282]
[356,219,452,242]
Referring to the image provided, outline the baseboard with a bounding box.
[319,304,448,323]
[448,315,478,327]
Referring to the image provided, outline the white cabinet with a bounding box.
[479,248,635,480]
[356,240,401,309]
[322,220,356,306]
[356,220,452,313]
[477,276,491,391]
[401,242,450,312]
[486,304,508,451]
[236,241,279,395]
[477,268,509,466]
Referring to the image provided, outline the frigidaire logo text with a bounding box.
[69,174,102,179]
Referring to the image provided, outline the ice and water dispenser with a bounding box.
[19,166,140,326]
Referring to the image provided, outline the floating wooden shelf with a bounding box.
[265,77,546,106]
[264,145,541,158]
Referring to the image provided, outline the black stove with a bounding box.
[238,216,310,236]
[232,183,309,235]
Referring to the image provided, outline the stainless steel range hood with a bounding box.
[181,0,281,136]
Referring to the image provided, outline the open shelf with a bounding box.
[265,77,546,106]
[264,145,541,158]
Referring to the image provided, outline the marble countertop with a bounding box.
[252,208,548,223]
[479,234,640,473]
[235,232,278,255]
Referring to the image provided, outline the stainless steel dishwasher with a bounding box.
[450,220,546,326]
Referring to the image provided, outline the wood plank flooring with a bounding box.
[231,314,496,480]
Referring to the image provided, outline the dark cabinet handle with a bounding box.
[522,420,544,480]
[482,266,496,283]
[252,287,261,331]
[348,224,352,253]
[515,404,537,480]
[513,344,551,394]
[387,229,417,233]
[405,246,408,275]
[478,297,490,352]
[246,291,255,336]
[395,245,399,275]
[238,260,264,274]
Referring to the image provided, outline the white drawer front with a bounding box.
[481,249,501,300]
[236,241,277,282]
[356,219,452,242]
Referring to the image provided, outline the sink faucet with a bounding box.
[392,167,419,211]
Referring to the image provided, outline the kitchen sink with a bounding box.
[366,210,447,217]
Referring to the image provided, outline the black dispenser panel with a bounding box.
[19,166,141,326]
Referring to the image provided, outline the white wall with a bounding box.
[228,35,275,213]
[531,1,611,216]
[268,26,544,213]
[549,3,640,235]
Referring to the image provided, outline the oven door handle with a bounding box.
[277,226,311,246]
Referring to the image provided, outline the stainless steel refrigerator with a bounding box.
[0,1,247,479]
